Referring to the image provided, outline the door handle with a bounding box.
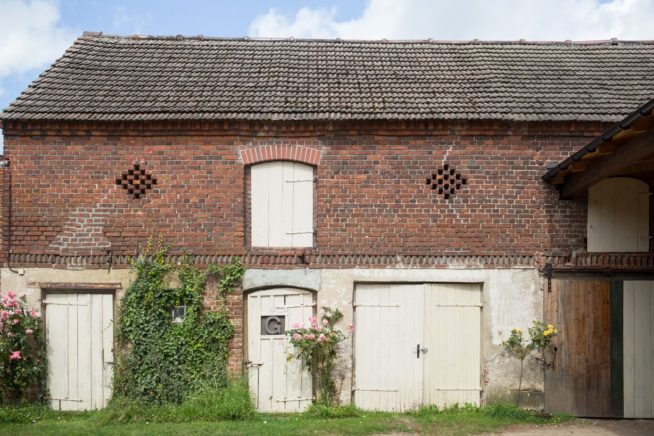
[416,344,429,358]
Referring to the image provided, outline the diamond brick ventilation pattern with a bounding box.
[426,163,467,199]
[116,163,157,199]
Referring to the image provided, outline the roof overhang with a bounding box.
[543,98,654,199]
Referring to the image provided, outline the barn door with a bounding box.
[623,280,654,418]
[354,283,481,412]
[247,288,314,412]
[354,284,424,411]
[423,283,482,406]
[45,293,113,410]
[544,279,612,417]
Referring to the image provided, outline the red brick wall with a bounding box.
[0,119,609,261]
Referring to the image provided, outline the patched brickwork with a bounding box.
[49,189,114,254]
[0,119,612,262]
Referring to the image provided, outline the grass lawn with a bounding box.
[0,403,573,435]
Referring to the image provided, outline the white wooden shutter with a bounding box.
[587,177,649,252]
[251,161,313,247]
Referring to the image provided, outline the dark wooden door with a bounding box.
[544,278,612,417]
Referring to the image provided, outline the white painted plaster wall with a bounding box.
[315,267,543,405]
[1,267,132,310]
[3,265,545,407]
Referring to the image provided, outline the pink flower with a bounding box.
[322,319,329,326]
[318,334,326,342]
[7,332,14,337]
[347,323,355,332]
[303,333,316,340]
[292,333,302,341]
[0,311,9,321]
[291,323,301,329]
[309,316,318,326]
[12,318,19,325]
[25,329,33,335]
[9,351,21,360]
[28,309,39,318]
[6,291,16,299]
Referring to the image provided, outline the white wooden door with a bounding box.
[45,293,113,410]
[354,284,424,411]
[354,283,481,411]
[423,283,482,406]
[623,280,654,418]
[247,288,314,412]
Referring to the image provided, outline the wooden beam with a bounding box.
[560,128,654,199]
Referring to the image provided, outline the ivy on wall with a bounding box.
[114,242,244,404]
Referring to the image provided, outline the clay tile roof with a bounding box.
[2,33,654,122]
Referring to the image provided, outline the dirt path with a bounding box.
[493,419,654,436]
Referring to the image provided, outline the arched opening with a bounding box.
[245,287,316,412]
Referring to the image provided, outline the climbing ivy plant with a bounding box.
[114,241,244,404]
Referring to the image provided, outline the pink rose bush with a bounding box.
[286,306,348,405]
[0,291,47,404]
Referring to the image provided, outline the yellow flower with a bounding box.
[547,324,553,329]
[553,329,558,334]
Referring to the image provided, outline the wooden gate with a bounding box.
[354,283,481,411]
[247,288,314,412]
[545,278,654,418]
[623,280,654,418]
[544,279,612,417]
[45,293,114,410]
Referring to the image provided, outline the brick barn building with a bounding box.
[1,33,653,416]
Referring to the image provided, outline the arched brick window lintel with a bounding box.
[240,145,321,166]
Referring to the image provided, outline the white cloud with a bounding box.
[249,0,654,40]
[0,0,76,89]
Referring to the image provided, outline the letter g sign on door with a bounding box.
[261,315,285,335]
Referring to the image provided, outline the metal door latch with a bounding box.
[245,361,263,368]
[416,344,429,358]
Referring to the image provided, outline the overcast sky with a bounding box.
[1,0,653,149]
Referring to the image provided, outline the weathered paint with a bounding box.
[46,292,114,410]
[243,268,321,292]
[1,268,131,310]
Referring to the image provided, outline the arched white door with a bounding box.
[247,288,314,412]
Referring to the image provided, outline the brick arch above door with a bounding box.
[240,145,322,166]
